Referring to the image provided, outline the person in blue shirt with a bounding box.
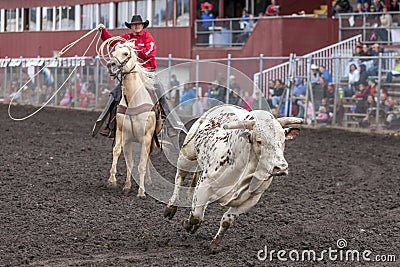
[180,82,196,104]
[319,65,333,83]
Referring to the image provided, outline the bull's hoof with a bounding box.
[210,239,223,253]
[122,186,131,194]
[181,217,201,234]
[164,205,178,220]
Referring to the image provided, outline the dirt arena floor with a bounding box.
[1,103,399,267]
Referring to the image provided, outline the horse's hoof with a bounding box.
[164,205,177,220]
[146,180,153,186]
[210,240,223,254]
[107,181,117,189]
[137,193,146,199]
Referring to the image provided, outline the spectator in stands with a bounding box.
[208,80,226,104]
[242,91,253,111]
[199,2,214,44]
[236,14,256,43]
[319,65,333,83]
[367,43,384,76]
[359,94,377,127]
[357,0,371,13]
[317,105,329,123]
[389,0,400,11]
[372,0,385,12]
[313,76,328,111]
[60,88,71,106]
[38,84,50,104]
[239,8,250,28]
[383,96,395,112]
[265,0,280,16]
[385,53,400,83]
[353,78,376,100]
[326,82,336,105]
[251,89,269,110]
[271,79,285,109]
[362,1,371,12]
[180,82,196,112]
[346,63,360,96]
[375,6,392,42]
[311,64,320,86]
[385,99,400,128]
[170,74,180,106]
[358,64,369,86]
[333,0,352,16]
[293,77,306,98]
[87,74,96,94]
[336,98,345,126]
[228,75,243,105]
[279,94,298,117]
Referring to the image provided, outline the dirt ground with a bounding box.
[1,103,399,267]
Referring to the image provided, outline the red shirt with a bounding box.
[101,29,157,70]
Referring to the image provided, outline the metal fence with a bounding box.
[338,11,400,44]
[2,49,400,129]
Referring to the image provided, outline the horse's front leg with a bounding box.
[137,134,153,199]
[123,141,134,193]
[108,126,122,188]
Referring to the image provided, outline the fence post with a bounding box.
[3,59,7,101]
[376,52,383,126]
[226,53,231,104]
[304,56,313,124]
[95,56,100,109]
[258,54,264,110]
[74,55,78,107]
[168,53,172,98]
[195,54,199,99]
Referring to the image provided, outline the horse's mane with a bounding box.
[97,37,155,88]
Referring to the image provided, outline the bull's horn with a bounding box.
[222,120,255,130]
[277,117,304,127]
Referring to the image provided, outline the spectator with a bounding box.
[271,79,285,109]
[354,78,376,100]
[208,80,226,104]
[38,84,50,104]
[170,74,180,106]
[279,95,298,117]
[242,91,254,111]
[367,43,384,76]
[236,14,256,43]
[357,0,371,13]
[87,74,96,94]
[385,53,400,83]
[313,76,327,110]
[333,0,352,16]
[265,0,280,16]
[359,94,377,127]
[239,8,249,29]
[199,3,214,44]
[180,82,196,113]
[389,0,400,11]
[251,90,269,110]
[228,75,243,105]
[319,65,333,83]
[326,82,336,105]
[336,97,345,126]
[375,6,392,42]
[311,64,320,86]
[293,77,306,98]
[345,63,360,96]
[372,0,385,12]
[316,105,329,123]
[362,1,371,12]
[60,88,71,106]
[385,99,400,128]
[358,64,369,86]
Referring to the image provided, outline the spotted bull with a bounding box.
[164,104,303,252]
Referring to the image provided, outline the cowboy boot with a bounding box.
[92,85,122,137]
[92,94,115,137]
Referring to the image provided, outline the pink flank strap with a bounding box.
[117,104,154,116]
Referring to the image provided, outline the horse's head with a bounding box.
[107,42,138,77]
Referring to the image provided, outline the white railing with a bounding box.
[253,34,362,95]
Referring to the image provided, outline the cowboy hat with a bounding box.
[125,15,149,28]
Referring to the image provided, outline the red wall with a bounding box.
[0,27,192,59]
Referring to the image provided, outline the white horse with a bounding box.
[106,41,161,198]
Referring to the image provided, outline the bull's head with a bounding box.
[107,42,137,77]
[222,111,302,177]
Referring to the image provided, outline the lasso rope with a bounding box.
[8,27,102,121]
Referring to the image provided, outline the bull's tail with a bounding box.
[186,167,199,202]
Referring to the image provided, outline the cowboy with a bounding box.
[92,15,183,138]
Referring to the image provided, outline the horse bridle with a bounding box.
[111,44,137,82]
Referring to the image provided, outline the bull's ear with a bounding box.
[284,127,301,140]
